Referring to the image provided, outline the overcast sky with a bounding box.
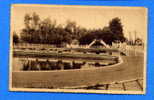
[11,4,147,41]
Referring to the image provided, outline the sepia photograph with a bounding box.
[10,4,147,94]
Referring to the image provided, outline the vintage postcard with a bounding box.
[9,4,147,94]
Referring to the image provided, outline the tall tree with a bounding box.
[32,12,40,30]
[65,20,77,37]
[24,13,31,29]
[109,17,125,42]
[101,27,116,45]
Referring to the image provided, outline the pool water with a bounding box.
[12,57,119,71]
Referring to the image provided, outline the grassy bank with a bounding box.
[13,50,118,60]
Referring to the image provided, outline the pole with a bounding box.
[134,31,137,56]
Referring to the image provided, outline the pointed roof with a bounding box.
[88,39,109,48]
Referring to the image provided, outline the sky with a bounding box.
[11,4,147,41]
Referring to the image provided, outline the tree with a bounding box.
[109,17,125,42]
[65,20,76,33]
[20,13,127,46]
[64,20,77,39]
[31,12,40,30]
[24,13,31,29]
[101,27,116,45]
[13,31,19,44]
[79,30,97,45]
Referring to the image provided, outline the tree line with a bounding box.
[13,12,126,46]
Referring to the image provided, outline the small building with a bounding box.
[66,39,79,48]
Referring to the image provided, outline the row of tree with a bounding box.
[13,12,126,46]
